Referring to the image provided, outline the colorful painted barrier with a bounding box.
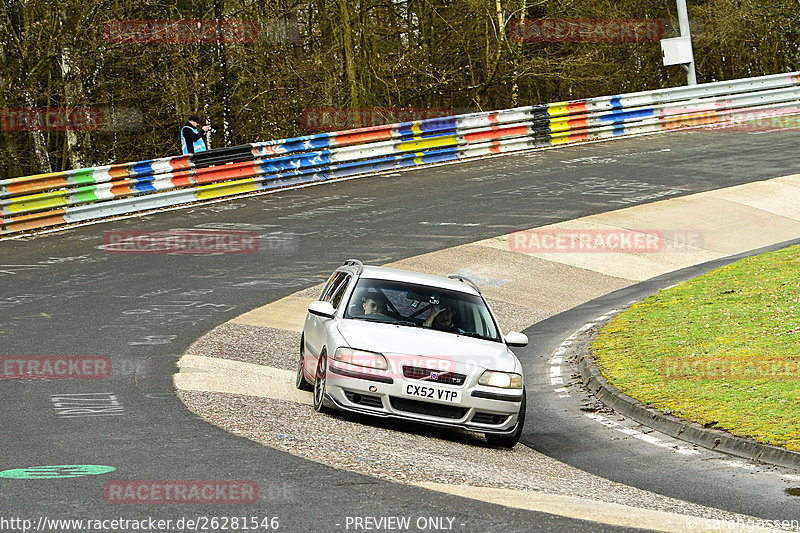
[1,71,799,235]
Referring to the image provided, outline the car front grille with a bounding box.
[402,365,466,386]
[471,412,510,425]
[389,397,468,419]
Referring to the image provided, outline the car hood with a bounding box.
[336,320,519,373]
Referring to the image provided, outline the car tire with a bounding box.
[313,351,329,413]
[485,390,526,448]
[295,335,313,391]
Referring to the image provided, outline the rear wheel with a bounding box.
[295,335,312,391]
[313,351,329,413]
[486,390,526,448]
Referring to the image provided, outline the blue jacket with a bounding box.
[180,123,207,155]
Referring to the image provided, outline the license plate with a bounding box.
[401,383,460,404]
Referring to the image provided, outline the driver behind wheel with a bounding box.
[424,301,464,332]
[363,297,388,317]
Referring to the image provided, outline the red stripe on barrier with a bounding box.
[5,209,67,232]
[170,169,196,188]
[193,161,259,185]
[169,155,192,171]
[464,124,529,142]
[7,176,69,196]
[333,128,394,146]
[567,102,588,114]
[110,181,133,197]
[568,117,588,129]
[108,165,130,180]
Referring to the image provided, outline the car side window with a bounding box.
[320,272,346,302]
[329,274,352,310]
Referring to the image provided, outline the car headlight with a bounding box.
[479,371,523,389]
[334,347,388,370]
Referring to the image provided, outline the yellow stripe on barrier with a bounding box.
[398,135,457,152]
[549,129,583,145]
[4,191,69,213]
[549,116,573,133]
[548,103,569,118]
[195,178,260,200]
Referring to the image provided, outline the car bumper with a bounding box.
[325,361,523,434]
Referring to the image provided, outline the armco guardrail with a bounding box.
[2,71,799,235]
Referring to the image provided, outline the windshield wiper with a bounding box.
[392,320,421,328]
[457,331,497,342]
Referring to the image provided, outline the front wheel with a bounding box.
[295,335,312,391]
[486,390,526,448]
[313,352,329,413]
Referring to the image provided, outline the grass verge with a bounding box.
[592,244,800,451]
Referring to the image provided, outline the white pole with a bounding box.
[676,0,697,85]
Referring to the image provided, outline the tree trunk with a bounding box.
[24,90,53,174]
[58,45,85,169]
[213,0,233,146]
[336,0,361,125]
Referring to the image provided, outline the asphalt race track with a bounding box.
[522,241,800,519]
[1,127,799,532]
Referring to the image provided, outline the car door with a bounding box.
[304,271,351,370]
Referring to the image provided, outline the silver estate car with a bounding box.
[296,260,529,447]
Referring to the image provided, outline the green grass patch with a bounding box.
[592,244,800,451]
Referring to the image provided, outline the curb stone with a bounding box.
[574,322,800,471]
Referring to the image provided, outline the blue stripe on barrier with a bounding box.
[421,148,459,164]
[258,150,333,173]
[599,107,655,124]
[131,179,156,193]
[253,132,338,155]
[396,125,458,138]
[330,159,396,178]
[610,96,623,109]
[426,117,458,131]
[129,161,158,177]
[397,117,458,135]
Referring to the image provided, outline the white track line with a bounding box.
[549,311,621,397]
[585,413,701,456]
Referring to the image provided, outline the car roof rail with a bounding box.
[448,274,481,295]
[342,259,364,275]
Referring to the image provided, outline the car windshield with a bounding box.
[344,277,501,342]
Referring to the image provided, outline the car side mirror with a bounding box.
[504,331,528,347]
[308,300,336,319]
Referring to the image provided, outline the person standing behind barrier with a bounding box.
[180,115,211,155]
